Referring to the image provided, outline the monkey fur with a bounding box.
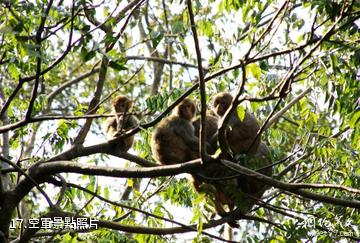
[192,111,219,155]
[238,142,272,195]
[151,98,201,165]
[152,95,271,227]
[212,92,261,155]
[192,92,271,224]
[105,95,138,152]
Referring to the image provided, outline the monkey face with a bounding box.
[113,96,132,113]
[213,93,232,116]
[213,100,227,116]
[115,101,128,113]
[178,99,196,120]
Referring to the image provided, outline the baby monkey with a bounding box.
[105,95,138,152]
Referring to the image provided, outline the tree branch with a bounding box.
[221,159,360,209]
[187,0,207,160]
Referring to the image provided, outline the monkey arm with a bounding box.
[105,117,117,138]
[113,115,138,137]
[115,113,122,131]
[228,112,241,127]
[174,127,200,151]
[174,126,216,155]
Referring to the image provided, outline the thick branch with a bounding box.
[47,141,156,167]
[221,159,360,209]
[31,160,200,178]
[72,57,107,145]
[9,159,200,212]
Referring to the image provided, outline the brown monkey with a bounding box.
[196,142,272,223]
[212,92,260,155]
[192,92,268,223]
[151,98,201,165]
[151,98,227,217]
[192,165,237,215]
[105,95,138,152]
[192,111,219,154]
[193,111,235,216]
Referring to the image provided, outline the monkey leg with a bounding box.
[214,191,239,228]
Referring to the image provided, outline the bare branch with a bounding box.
[47,141,156,167]
[72,57,108,145]
[46,68,100,105]
[126,55,200,69]
[264,87,311,130]
[187,0,207,160]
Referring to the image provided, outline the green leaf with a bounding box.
[198,20,213,37]
[172,21,184,34]
[80,47,96,62]
[9,63,20,80]
[353,50,360,66]
[127,178,134,187]
[349,110,360,128]
[237,106,245,121]
[259,60,269,71]
[246,63,261,80]
[109,61,127,71]
[150,26,165,48]
[104,187,109,199]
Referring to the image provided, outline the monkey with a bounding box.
[151,98,201,165]
[105,95,138,152]
[196,142,272,225]
[192,166,237,213]
[190,92,270,224]
[151,97,266,228]
[151,98,227,215]
[212,92,261,155]
[192,111,219,154]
